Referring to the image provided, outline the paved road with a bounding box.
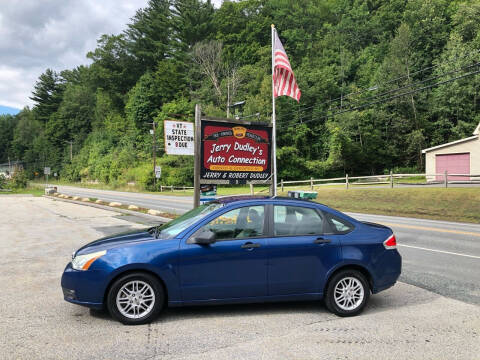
[58,185,193,214]
[347,213,480,305]
[56,185,480,304]
[2,197,479,360]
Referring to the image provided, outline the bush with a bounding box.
[0,174,7,189]
[384,166,422,175]
[10,169,28,189]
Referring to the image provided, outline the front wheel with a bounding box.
[325,269,370,317]
[107,272,164,325]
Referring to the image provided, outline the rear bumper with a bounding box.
[61,263,108,309]
[372,250,402,294]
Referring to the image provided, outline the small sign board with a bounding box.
[54,172,57,177]
[44,167,51,175]
[200,184,217,196]
[164,120,194,155]
[155,166,161,179]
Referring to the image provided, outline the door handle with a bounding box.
[314,237,331,244]
[241,242,261,249]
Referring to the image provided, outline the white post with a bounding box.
[271,24,277,197]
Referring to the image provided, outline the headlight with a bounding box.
[71,250,106,271]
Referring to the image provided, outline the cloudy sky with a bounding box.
[0,0,222,110]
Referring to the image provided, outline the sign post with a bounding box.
[194,105,201,208]
[44,167,51,187]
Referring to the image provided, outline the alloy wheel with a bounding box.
[116,280,156,319]
[333,276,365,311]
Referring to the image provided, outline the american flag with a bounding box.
[273,30,301,102]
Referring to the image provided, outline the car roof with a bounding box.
[215,195,327,207]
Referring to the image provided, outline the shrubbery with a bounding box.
[10,169,28,189]
[0,174,7,189]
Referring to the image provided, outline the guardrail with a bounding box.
[279,171,480,191]
[157,171,480,193]
[159,185,194,192]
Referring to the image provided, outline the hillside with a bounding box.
[1,0,480,189]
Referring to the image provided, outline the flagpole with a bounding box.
[271,24,277,197]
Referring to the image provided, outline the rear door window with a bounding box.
[273,205,324,236]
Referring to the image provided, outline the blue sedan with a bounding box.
[62,196,401,325]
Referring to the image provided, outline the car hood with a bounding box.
[75,228,157,255]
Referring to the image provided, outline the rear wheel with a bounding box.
[325,269,369,317]
[107,272,164,325]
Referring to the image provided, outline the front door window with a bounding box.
[199,205,265,241]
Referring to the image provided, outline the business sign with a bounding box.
[164,120,194,155]
[201,120,272,183]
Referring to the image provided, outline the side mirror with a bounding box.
[190,229,216,245]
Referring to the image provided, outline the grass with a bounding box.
[0,186,45,196]
[280,187,480,224]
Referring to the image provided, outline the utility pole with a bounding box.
[68,141,72,162]
[153,121,157,189]
[64,140,73,162]
[148,122,157,189]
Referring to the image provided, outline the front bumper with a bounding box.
[61,262,108,309]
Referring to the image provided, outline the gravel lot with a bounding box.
[1,196,479,360]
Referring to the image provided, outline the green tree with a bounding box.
[124,0,172,71]
[30,69,65,124]
[87,35,141,108]
[0,114,18,163]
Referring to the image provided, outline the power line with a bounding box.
[310,60,480,118]
[275,49,480,120]
[279,60,480,128]
[278,67,480,130]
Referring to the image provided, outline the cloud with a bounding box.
[0,0,225,110]
[0,0,149,109]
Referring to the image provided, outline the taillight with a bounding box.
[383,234,397,249]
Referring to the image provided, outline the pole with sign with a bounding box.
[194,105,201,208]
[193,104,272,208]
[44,167,50,187]
[155,166,161,179]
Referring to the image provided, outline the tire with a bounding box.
[107,272,164,325]
[325,269,370,317]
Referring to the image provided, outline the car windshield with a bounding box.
[155,202,224,239]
